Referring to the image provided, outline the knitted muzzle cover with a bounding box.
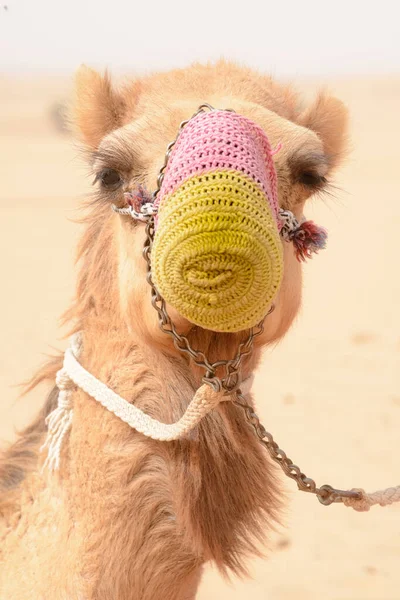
[119,108,328,333]
[151,110,284,333]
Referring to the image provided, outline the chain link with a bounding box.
[140,103,362,508]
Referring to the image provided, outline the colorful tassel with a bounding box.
[123,186,155,220]
[278,209,327,262]
[291,220,328,262]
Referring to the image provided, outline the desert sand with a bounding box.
[0,75,399,599]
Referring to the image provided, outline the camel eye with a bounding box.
[299,171,327,189]
[96,168,122,190]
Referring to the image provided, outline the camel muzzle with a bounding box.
[114,105,328,333]
[151,109,284,333]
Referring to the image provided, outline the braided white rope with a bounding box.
[343,486,400,512]
[63,347,226,441]
[112,201,157,221]
[41,338,400,512]
[41,334,230,470]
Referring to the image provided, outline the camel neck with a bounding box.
[3,324,276,600]
[56,332,203,598]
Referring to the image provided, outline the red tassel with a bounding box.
[292,220,328,262]
[124,186,153,213]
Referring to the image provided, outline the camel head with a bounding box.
[72,61,347,364]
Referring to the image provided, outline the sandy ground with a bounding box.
[1,75,399,599]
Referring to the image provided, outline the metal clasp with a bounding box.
[317,484,362,506]
[202,372,223,393]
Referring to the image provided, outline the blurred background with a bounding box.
[1,1,399,598]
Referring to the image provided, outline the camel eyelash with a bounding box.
[299,171,328,189]
[288,149,330,191]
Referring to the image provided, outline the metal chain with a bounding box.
[142,216,266,393]
[140,103,362,507]
[231,392,362,505]
[143,218,360,506]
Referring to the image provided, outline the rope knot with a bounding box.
[57,390,73,410]
[41,336,81,471]
[343,488,372,512]
[55,368,74,390]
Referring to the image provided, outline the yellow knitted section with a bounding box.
[152,170,284,332]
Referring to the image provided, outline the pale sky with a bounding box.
[0,0,399,76]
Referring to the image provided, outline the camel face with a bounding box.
[74,61,347,347]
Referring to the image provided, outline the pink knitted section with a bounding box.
[155,110,279,224]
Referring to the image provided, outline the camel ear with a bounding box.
[73,65,126,148]
[298,93,349,172]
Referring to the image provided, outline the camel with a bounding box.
[0,61,347,599]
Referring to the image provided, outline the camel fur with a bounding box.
[0,60,348,599]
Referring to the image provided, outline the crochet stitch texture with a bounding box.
[152,110,283,332]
